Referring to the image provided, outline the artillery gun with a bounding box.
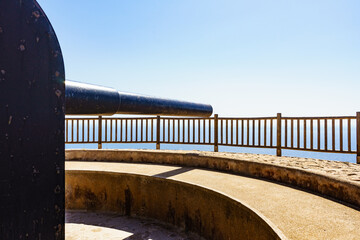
[65,80,212,117]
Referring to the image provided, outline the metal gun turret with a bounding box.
[65,80,213,117]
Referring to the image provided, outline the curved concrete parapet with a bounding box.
[66,149,360,208]
[66,170,286,240]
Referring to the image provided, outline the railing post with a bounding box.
[98,115,102,149]
[357,112,360,164]
[214,114,219,152]
[276,113,282,156]
[156,115,160,149]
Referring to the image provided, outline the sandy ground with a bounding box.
[65,211,203,240]
[153,150,360,183]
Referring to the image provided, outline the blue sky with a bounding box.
[38,0,360,117]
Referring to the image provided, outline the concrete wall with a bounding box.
[66,170,285,240]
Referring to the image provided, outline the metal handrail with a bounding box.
[65,113,360,163]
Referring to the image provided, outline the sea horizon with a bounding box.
[66,142,357,163]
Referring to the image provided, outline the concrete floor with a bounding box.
[66,211,203,240]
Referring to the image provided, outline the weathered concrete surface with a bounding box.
[66,160,360,240]
[66,170,285,240]
[66,149,360,208]
[66,211,203,240]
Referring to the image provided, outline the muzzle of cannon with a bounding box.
[65,80,213,117]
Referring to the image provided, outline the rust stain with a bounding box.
[167,201,176,224]
[32,11,40,18]
[55,89,62,98]
[19,40,26,51]
[83,189,100,210]
[124,186,132,216]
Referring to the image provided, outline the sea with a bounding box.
[66,141,357,164]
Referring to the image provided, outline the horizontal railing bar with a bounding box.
[160,117,211,120]
[218,117,276,120]
[282,116,356,120]
[65,117,356,121]
[282,146,356,154]
[101,141,157,144]
[64,117,157,121]
[219,144,276,149]
[101,117,157,120]
[156,142,218,146]
[65,118,98,121]
[65,117,284,121]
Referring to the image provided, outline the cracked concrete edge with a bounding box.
[65,149,360,208]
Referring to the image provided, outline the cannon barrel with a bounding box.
[65,80,213,117]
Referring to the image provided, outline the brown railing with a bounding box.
[65,113,360,163]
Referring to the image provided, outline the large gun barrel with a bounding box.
[65,80,213,117]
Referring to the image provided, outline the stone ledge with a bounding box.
[66,149,360,208]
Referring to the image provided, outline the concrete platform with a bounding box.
[66,160,360,240]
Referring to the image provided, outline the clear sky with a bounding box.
[38,0,360,117]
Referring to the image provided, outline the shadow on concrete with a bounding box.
[152,167,193,178]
